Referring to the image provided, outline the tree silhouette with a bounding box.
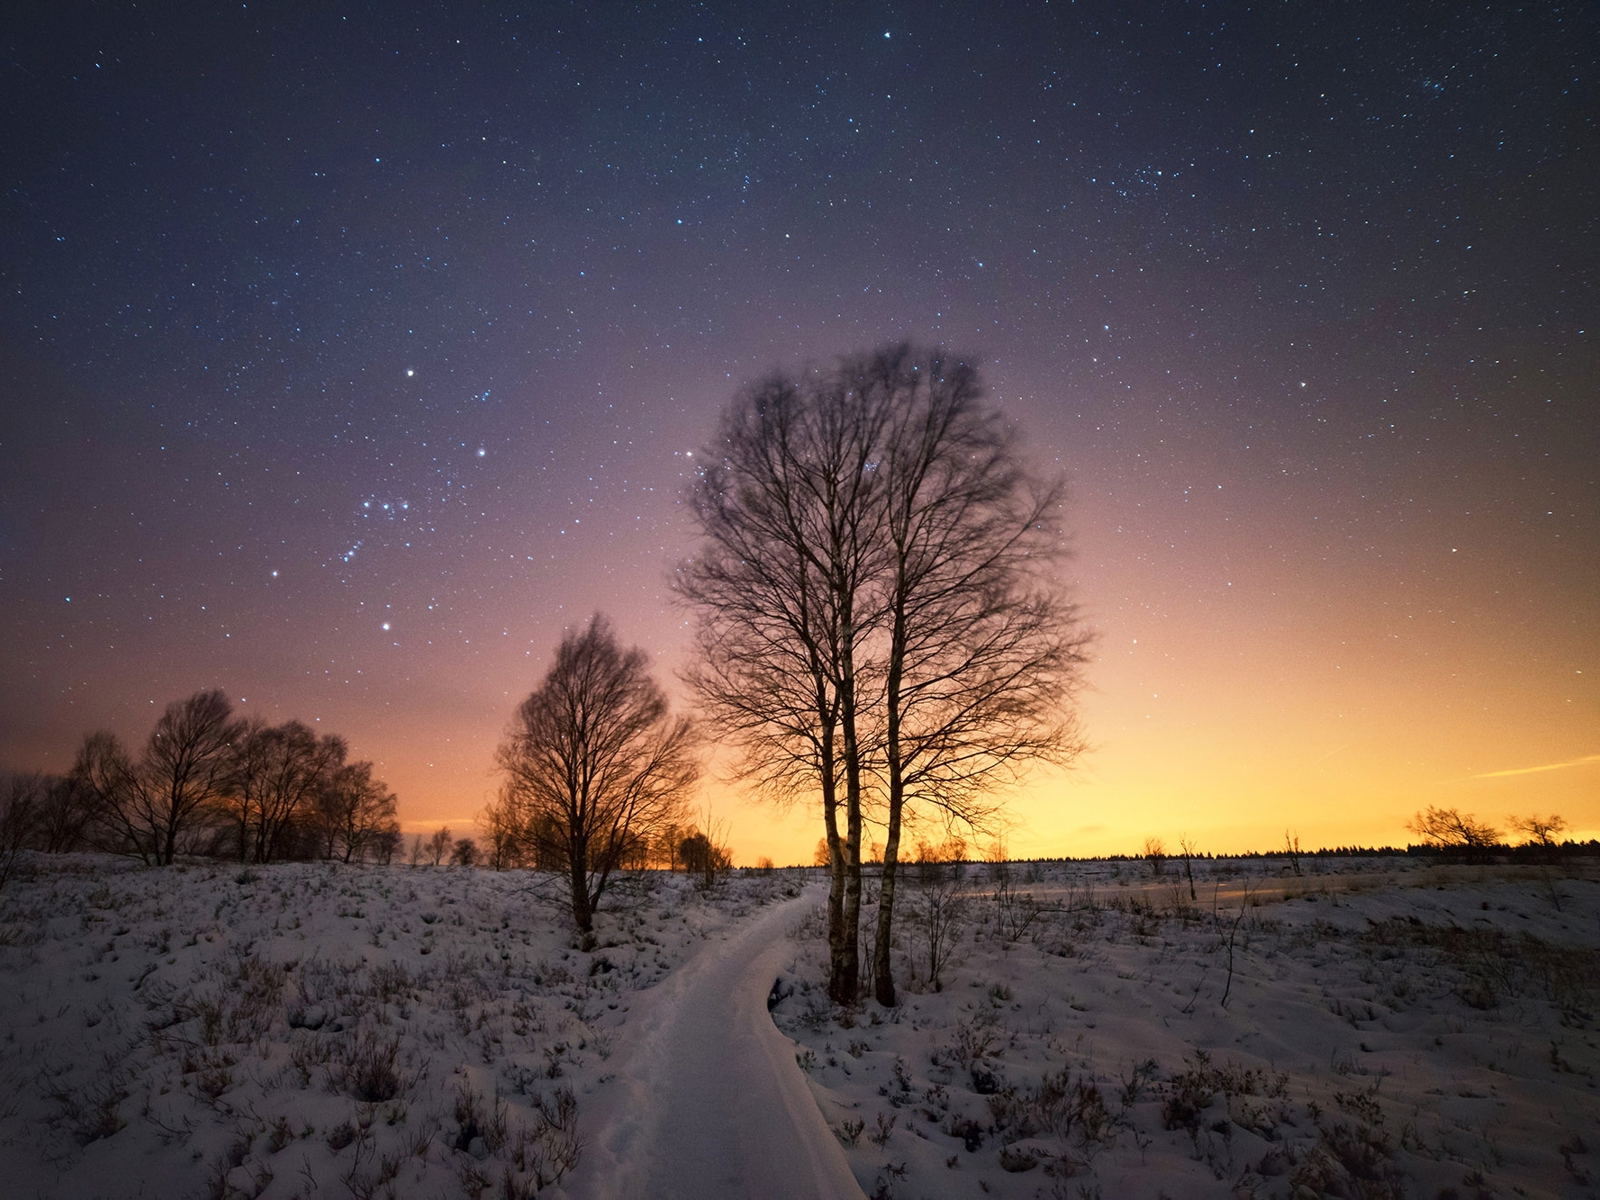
[682,344,1088,1004]
[1407,806,1500,856]
[229,720,347,862]
[0,772,46,890]
[312,759,400,863]
[680,369,886,1001]
[1508,813,1566,849]
[73,689,243,865]
[862,346,1088,1004]
[493,615,698,938]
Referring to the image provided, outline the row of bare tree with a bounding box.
[480,802,729,879]
[1406,807,1571,855]
[5,689,401,868]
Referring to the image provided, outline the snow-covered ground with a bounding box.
[772,857,1600,1199]
[2,854,1595,1199]
[572,890,863,1199]
[0,855,802,1199]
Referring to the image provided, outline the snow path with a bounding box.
[570,890,866,1199]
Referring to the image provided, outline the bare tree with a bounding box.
[426,825,453,866]
[72,730,141,854]
[479,797,526,870]
[679,372,887,1002]
[682,345,1089,1006]
[493,615,698,938]
[372,826,401,864]
[1283,830,1303,876]
[220,721,264,860]
[654,821,687,871]
[1508,813,1566,849]
[913,831,967,868]
[1143,836,1167,877]
[906,868,967,993]
[862,346,1090,1005]
[73,689,243,865]
[230,721,347,862]
[145,690,242,863]
[0,771,93,863]
[0,772,45,890]
[677,830,728,887]
[30,775,93,853]
[677,811,734,888]
[1407,806,1501,854]
[312,759,399,863]
[1178,834,1199,899]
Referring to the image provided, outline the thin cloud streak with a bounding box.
[1471,754,1600,780]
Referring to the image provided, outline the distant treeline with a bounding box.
[1,688,400,872]
[1399,840,1599,860]
[1029,847,1413,862]
[479,811,732,881]
[894,841,1599,866]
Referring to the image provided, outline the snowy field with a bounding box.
[774,857,1600,1199]
[0,854,1595,1199]
[0,856,801,1199]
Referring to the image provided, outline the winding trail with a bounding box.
[570,890,865,1199]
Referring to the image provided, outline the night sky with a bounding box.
[3,3,1596,863]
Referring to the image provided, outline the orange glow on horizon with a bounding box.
[376,473,1597,866]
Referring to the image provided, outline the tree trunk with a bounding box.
[821,729,852,1003]
[873,612,907,1007]
[839,630,864,1004]
[161,795,180,866]
[569,834,594,939]
[872,815,901,1007]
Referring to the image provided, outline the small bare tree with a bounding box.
[229,721,347,862]
[1143,836,1166,877]
[0,772,46,890]
[1178,834,1199,899]
[678,828,732,889]
[479,798,525,870]
[427,825,453,866]
[312,760,399,863]
[1283,830,1303,876]
[1509,813,1570,910]
[1407,806,1500,854]
[372,827,401,865]
[73,689,243,865]
[904,849,968,992]
[31,775,93,853]
[1508,813,1566,849]
[493,615,698,937]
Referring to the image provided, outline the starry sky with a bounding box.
[3,2,1596,863]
